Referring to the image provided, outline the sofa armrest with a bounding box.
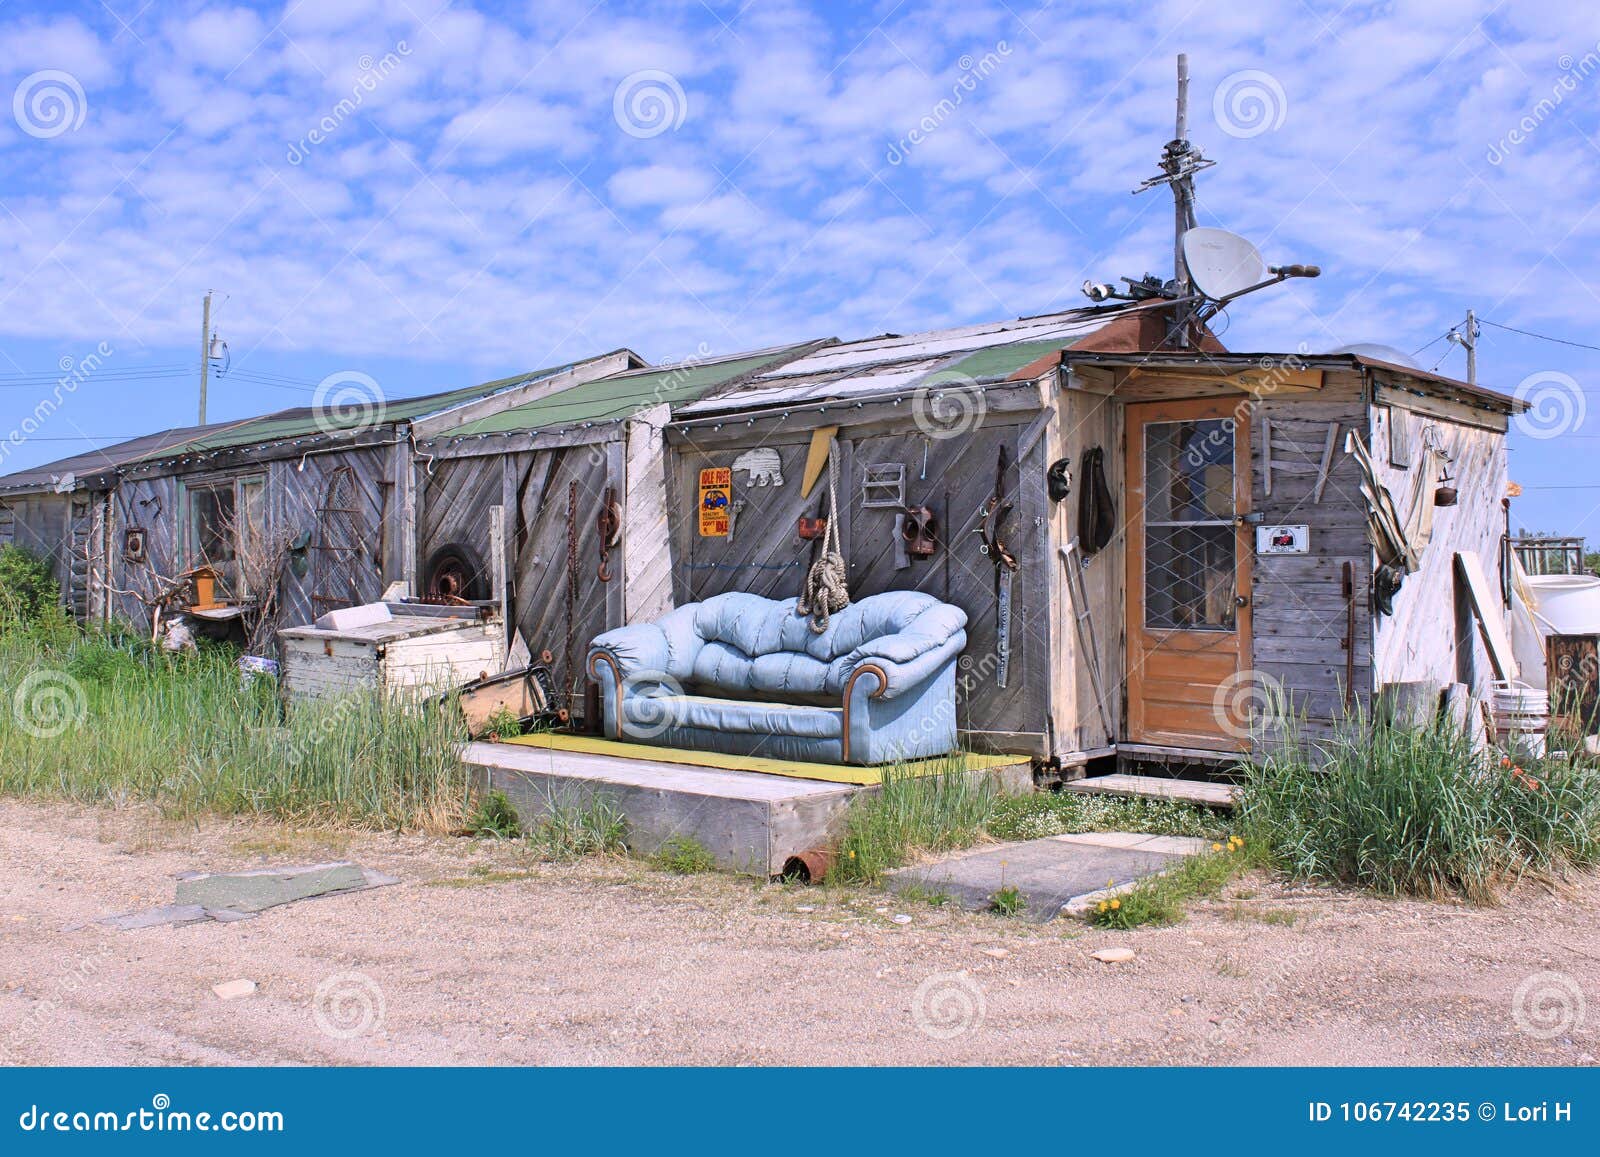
[587,623,674,740]
[844,630,966,701]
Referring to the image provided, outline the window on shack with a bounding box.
[185,475,267,596]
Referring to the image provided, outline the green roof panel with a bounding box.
[446,346,816,438]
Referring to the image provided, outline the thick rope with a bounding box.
[797,439,850,633]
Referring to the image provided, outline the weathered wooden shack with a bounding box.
[0,350,638,643]
[413,343,826,713]
[656,306,1523,769]
[3,299,1524,773]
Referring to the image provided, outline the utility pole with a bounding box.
[1448,308,1480,383]
[198,290,212,426]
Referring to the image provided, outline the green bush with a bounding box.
[1239,715,1600,902]
[466,790,523,839]
[0,545,66,631]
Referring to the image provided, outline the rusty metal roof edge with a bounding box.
[1063,349,1525,413]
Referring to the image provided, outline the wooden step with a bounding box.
[1064,773,1238,809]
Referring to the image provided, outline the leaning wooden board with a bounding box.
[1454,551,1517,682]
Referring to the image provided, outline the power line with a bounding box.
[1481,318,1600,354]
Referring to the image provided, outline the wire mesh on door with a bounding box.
[1143,418,1238,630]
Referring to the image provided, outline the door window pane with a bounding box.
[1144,418,1237,630]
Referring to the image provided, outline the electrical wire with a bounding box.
[1480,318,1600,354]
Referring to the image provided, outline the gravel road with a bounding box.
[1,799,1595,1066]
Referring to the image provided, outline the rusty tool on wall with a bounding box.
[596,486,621,582]
[973,445,1020,688]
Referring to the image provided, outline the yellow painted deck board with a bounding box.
[499,732,1028,786]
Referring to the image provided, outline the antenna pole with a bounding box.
[1172,54,1193,301]
[199,290,212,426]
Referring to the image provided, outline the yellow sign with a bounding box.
[698,467,732,537]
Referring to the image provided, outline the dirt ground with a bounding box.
[1,797,1596,1066]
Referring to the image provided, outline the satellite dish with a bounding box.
[1182,227,1266,301]
[1325,343,1421,370]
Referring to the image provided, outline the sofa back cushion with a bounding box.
[683,591,963,699]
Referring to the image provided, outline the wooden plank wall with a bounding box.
[668,411,1054,752]
[1248,373,1373,747]
[109,475,180,626]
[272,447,391,627]
[1370,400,1508,703]
[503,443,617,718]
[1044,384,1124,757]
[417,451,505,598]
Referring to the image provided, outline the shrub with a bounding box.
[0,545,66,631]
[1239,715,1600,902]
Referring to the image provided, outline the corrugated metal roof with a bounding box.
[0,357,618,491]
[440,344,821,438]
[676,307,1125,416]
[0,423,225,494]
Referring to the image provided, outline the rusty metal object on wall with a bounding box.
[902,505,937,558]
[596,486,621,582]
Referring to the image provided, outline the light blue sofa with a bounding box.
[586,591,968,765]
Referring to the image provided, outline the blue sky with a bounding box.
[0,0,1597,536]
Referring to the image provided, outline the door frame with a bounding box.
[1124,396,1254,751]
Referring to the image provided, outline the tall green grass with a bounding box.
[833,761,1000,884]
[0,626,469,831]
[1239,713,1600,901]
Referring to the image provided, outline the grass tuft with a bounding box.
[1240,712,1600,902]
[0,623,469,832]
[654,835,717,874]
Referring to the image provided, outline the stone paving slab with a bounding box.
[886,832,1204,923]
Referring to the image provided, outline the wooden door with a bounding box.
[1125,397,1253,750]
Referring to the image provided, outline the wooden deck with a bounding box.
[1063,773,1238,808]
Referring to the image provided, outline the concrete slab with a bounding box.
[464,741,867,877]
[1063,773,1238,808]
[886,832,1203,923]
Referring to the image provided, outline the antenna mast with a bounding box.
[1133,54,1214,347]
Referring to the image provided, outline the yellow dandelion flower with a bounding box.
[1110,898,1121,910]
[1211,842,1223,852]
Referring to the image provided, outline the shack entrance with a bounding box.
[1124,397,1254,750]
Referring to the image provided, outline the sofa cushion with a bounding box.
[687,590,966,697]
[623,693,842,739]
